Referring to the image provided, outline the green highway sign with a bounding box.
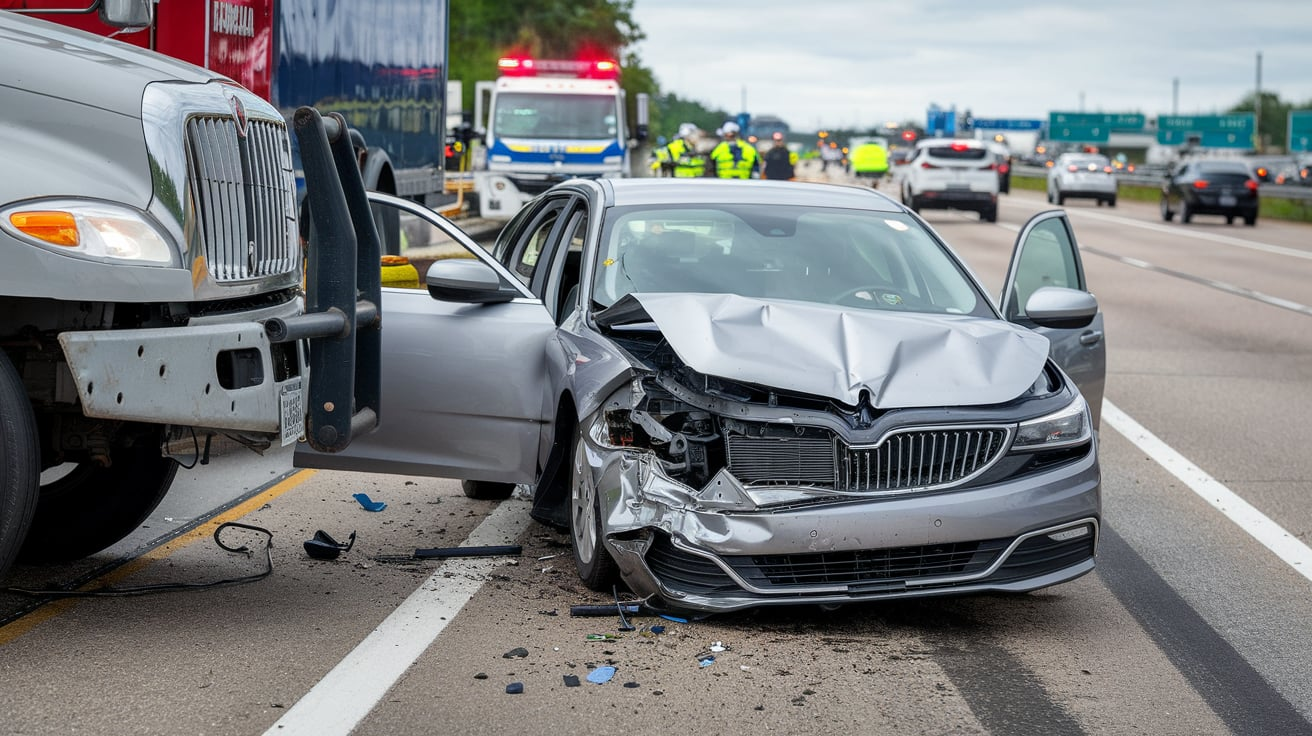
[1048,112,1147,143]
[1156,114,1255,148]
[1289,110,1312,153]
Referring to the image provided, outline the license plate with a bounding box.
[280,377,305,447]
[1219,195,1237,207]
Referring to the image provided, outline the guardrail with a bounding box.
[1012,165,1312,201]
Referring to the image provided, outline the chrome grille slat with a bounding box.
[726,425,1011,495]
[185,115,297,283]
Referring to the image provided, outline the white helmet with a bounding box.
[677,122,697,138]
[722,121,740,135]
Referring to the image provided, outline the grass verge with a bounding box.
[1012,175,1312,223]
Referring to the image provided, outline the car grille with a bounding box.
[726,540,1007,588]
[725,427,1010,493]
[185,116,297,282]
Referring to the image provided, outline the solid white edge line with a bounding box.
[264,498,534,736]
[1102,399,1312,583]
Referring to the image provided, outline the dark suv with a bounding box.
[1160,160,1259,226]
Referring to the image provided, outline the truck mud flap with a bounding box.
[264,109,381,453]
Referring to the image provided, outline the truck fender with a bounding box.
[361,146,396,195]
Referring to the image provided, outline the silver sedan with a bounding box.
[1048,153,1119,207]
[300,179,1106,614]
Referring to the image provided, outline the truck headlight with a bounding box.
[1012,395,1091,450]
[2,199,176,266]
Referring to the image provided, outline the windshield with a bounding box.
[591,205,989,317]
[493,92,619,139]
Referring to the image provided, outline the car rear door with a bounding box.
[999,210,1106,428]
[293,193,555,484]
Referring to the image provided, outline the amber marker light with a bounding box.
[9,210,79,247]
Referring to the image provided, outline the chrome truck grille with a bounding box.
[185,116,298,282]
[726,426,1010,494]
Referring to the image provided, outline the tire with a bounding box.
[1056,191,1066,206]
[461,479,515,500]
[1109,197,1117,208]
[1096,199,1104,207]
[1226,215,1235,225]
[1160,197,1174,222]
[1046,187,1055,204]
[982,206,998,223]
[1180,201,1193,224]
[0,351,40,579]
[19,423,176,562]
[1244,212,1258,226]
[569,429,618,591]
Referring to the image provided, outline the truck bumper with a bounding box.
[58,299,307,444]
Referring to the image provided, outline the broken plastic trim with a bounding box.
[303,529,356,560]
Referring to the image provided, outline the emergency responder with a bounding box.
[652,122,705,178]
[761,131,797,180]
[708,121,759,179]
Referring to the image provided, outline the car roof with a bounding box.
[589,178,905,212]
[1194,160,1252,173]
[917,137,986,149]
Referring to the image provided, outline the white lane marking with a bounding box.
[1103,399,1312,584]
[265,498,533,736]
[1052,206,1312,262]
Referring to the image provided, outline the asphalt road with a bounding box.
[2,163,1311,735]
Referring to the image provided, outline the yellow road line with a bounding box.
[0,469,317,646]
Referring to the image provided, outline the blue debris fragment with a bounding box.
[698,656,715,668]
[658,614,688,624]
[352,492,386,512]
[587,666,617,684]
[505,682,524,694]
[650,625,666,635]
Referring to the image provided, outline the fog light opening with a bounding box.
[1048,525,1090,542]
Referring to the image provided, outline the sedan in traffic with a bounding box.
[1048,153,1117,206]
[300,179,1106,614]
[1161,160,1260,225]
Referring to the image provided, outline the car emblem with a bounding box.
[229,94,248,138]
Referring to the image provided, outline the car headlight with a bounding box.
[1012,395,1091,450]
[2,199,176,266]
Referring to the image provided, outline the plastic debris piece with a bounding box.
[587,666,617,684]
[650,625,666,635]
[709,641,727,653]
[586,633,620,641]
[352,493,387,512]
[571,604,642,617]
[505,682,524,694]
[698,657,716,668]
[623,681,639,689]
[503,647,529,659]
[413,545,522,559]
[539,609,559,616]
[563,674,581,688]
[659,614,689,624]
[303,530,356,560]
[474,673,488,680]
[537,554,559,561]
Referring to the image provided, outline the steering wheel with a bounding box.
[831,285,912,309]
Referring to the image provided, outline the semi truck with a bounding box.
[472,56,648,219]
[3,0,450,206]
[0,5,378,580]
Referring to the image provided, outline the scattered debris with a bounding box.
[503,647,530,659]
[570,604,642,617]
[623,681,639,689]
[474,673,489,680]
[585,634,621,642]
[587,666,617,684]
[563,674,581,688]
[538,609,559,616]
[505,682,524,694]
[352,492,386,512]
[303,530,356,561]
[537,554,559,561]
[698,656,716,668]
[658,614,689,624]
[709,641,728,653]
[649,625,666,635]
[413,545,522,559]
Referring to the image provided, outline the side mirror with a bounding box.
[1025,286,1097,329]
[99,0,153,28]
[426,259,518,304]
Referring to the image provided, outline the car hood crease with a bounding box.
[628,292,1051,408]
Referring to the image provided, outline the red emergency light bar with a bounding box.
[497,56,620,79]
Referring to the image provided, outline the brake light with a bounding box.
[920,162,939,169]
[998,163,1009,173]
[985,162,997,171]
[1067,165,1078,172]
[1246,179,1259,191]
[1103,166,1113,174]
[1256,167,1268,178]
[1193,180,1209,189]
[1045,160,1055,167]
[950,142,970,151]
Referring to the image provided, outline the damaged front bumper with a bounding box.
[586,429,1101,613]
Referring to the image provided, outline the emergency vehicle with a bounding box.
[473,56,648,218]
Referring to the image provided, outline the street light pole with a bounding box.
[1172,78,1179,116]
[1255,52,1263,152]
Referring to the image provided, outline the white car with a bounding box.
[900,138,1000,222]
[1048,153,1118,207]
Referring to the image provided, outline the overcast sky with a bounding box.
[628,0,1312,132]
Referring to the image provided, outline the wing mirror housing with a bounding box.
[1024,286,1098,329]
[426,259,518,304]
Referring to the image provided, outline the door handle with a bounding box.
[1079,330,1103,346]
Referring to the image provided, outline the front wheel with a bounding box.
[19,423,176,562]
[1160,197,1174,222]
[569,429,618,591]
[0,351,40,578]
[1180,201,1193,224]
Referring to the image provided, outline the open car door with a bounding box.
[1000,210,1106,428]
[294,193,555,484]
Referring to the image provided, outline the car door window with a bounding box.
[505,199,569,288]
[1003,212,1085,322]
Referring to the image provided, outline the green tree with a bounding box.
[1228,91,1290,151]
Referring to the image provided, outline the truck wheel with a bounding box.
[19,423,176,562]
[0,351,40,579]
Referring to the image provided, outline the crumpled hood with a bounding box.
[625,293,1051,409]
